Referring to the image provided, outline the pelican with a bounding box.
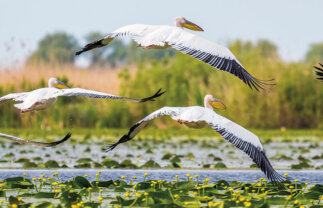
[105,94,284,182]
[76,17,271,91]
[0,132,71,147]
[0,77,165,113]
[314,63,323,81]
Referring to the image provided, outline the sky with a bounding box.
[0,0,322,68]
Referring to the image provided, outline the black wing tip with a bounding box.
[75,50,83,56]
[258,150,285,183]
[104,143,118,152]
[45,132,72,147]
[313,63,323,81]
[63,132,72,141]
[55,132,72,144]
[140,88,166,102]
[249,78,276,92]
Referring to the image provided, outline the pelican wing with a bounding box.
[166,31,270,91]
[314,63,323,81]
[0,132,71,147]
[104,107,184,152]
[0,92,29,104]
[76,24,151,55]
[197,110,283,182]
[44,88,165,103]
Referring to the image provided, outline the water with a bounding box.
[0,169,321,184]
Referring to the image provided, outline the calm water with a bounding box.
[0,169,322,184]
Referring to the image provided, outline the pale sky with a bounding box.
[1,0,322,68]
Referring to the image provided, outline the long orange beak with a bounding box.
[54,80,70,89]
[209,98,226,110]
[181,19,204,31]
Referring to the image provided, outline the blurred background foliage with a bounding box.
[0,32,322,130]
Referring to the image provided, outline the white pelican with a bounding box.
[105,94,284,182]
[76,17,271,91]
[314,63,323,81]
[0,77,165,113]
[0,132,71,147]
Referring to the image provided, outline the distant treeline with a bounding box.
[26,32,323,66]
[0,32,322,129]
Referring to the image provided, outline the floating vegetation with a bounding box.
[0,172,322,207]
[0,134,321,171]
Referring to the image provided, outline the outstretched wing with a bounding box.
[166,29,272,91]
[104,107,184,152]
[0,92,29,104]
[314,63,323,81]
[76,24,151,55]
[200,109,283,182]
[45,88,165,103]
[0,132,71,147]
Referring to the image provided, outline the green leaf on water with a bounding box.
[102,158,119,168]
[45,160,60,168]
[162,153,173,160]
[15,158,30,163]
[291,161,312,169]
[170,156,181,163]
[73,176,92,188]
[113,187,127,192]
[214,162,227,168]
[76,158,93,163]
[60,190,82,207]
[34,192,56,198]
[93,180,114,187]
[173,181,195,190]
[23,161,38,168]
[83,202,100,208]
[119,159,137,168]
[33,201,55,208]
[74,163,92,168]
[4,177,26,183]
[141,160,161,168]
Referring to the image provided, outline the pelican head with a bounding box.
[175,17,204,31]
[204,94,226,110]
[48,77,70,89]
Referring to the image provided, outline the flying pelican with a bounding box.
[0,78,165,113]
[314,63,323,81]
[0,132,71,147]
[76,17,271,91]
[105,94,284,182]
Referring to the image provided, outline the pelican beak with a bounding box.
[209,98,226,110]
[54,81,70,89]
[181,19,204,31]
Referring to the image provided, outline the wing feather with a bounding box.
[44,88,165,103]
[76,24,151,55]
[104,107,184,152]
[314,63,323,81]
[0,133,71,147]
[76,24,272,90]
[0,92,29,104]
[200,111,284,182]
